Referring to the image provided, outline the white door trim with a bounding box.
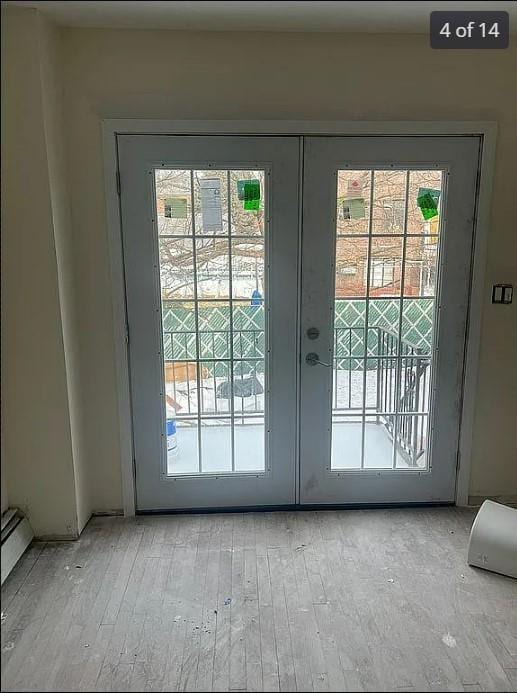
[101,120,497,515]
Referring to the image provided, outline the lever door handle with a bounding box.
[306,352,331,367]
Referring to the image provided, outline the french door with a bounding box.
[118,134,480,511]
[299,136,480,504]
[119,136,299,510]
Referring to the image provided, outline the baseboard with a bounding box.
[467,494,517,508]
[35,531,80,541]
[1,511,34,584]
[33,511,124,541]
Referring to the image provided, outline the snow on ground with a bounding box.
[165,367,429,474]
[165,369,394,417]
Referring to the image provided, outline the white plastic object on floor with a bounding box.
[467,500,517,579]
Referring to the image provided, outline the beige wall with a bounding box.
[38,13,92,531]
[1,440,8,515]
[1,7,91,536]
[61,28,517,508]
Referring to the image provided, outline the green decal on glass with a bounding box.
[341,197,365,220]
[417,188,440,221]
[237,179,261,202]
[243,198,260,211]
[164,197,188,219]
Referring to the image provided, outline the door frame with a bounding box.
[101,120,497,516]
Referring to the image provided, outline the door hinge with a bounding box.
[116,170,121,196]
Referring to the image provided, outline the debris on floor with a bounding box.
[442,633,457,648]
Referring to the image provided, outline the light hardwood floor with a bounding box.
[1,508,516,692]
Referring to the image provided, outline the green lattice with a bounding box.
[162,298,434,373]
[163,303,265,376]
[402,299,434,354]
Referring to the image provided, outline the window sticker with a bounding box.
[341,197,366,220]
[200,178,223,232]
[237,179,261,211]
[417,187,441,221]
[347,178,364,198]
[164,197,188,219]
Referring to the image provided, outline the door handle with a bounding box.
[306,352,332,367]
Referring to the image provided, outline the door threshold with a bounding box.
[137,501,455,515]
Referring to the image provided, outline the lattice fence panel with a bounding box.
[162,299,434,372]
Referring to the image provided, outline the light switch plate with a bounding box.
[492,284,513,304]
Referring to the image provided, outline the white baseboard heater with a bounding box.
[1,508,34,585]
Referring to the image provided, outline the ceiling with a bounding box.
[4,1,516,33]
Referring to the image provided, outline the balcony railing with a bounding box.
[163,304,432,467]
[332,325,430,466]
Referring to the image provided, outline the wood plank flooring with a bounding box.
[1,508,516,691]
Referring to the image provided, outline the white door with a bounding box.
[300,136,480,504]
[119,135,300,510]
[120,133,480,511]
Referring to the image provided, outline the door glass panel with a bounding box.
[164,359,200,474]
[335,238,368,297]
[230,170,265,236]
[407,171,443,235]
[401,298,434,356]
[195,238,230,299]
[404,237,439,296]
[155,169,192,236]
[393,415,429,469]
[156,169,267,475]
[336,170,371,235]
[163,302,196,360]
[232,301,265,360]
[372,170,407,234]
[198,304,231,359]
[369,237,404,297]
[232,240,265,299]
[331,169,443,470]
[193,170,229,235]
[199,361,232,415]
[200,418,232,473]
[159,238,195,299]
